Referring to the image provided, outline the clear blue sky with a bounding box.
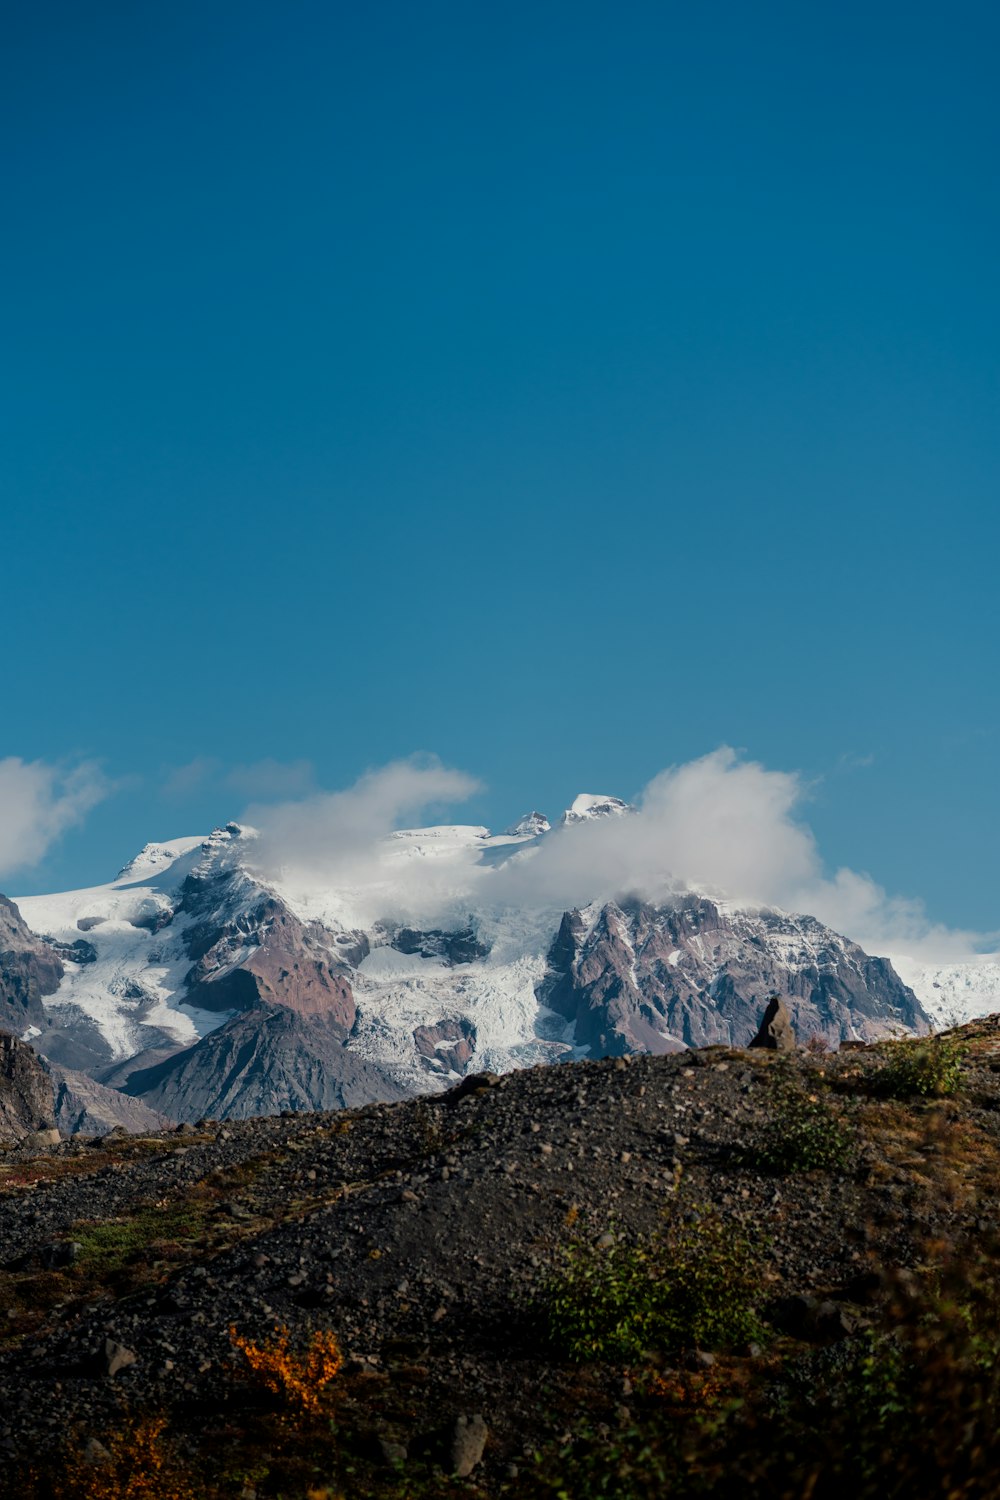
[3,1,997,930]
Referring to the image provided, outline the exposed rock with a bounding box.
[450,1414,488,1477]
[393,927,490,965]
[540,896,927,1056]
[561,794,636,825]
[97,1338,136,1378]
[769,1294,856,1342]
[503,812,551,837]
[185,890,356,1029]
[749,996,796,1051]
[39,1240,82,1270]
[46,1061,173,1135]
[0,895,64,1034]
[413,1019,477,1074]
[0,1032,56,1144]
[121,1003,408,1121]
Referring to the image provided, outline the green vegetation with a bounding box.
[739,1070,854,1174]
[73,1205,204,1279]
[525,1253,1000,1500]
[874,1035,966,1099]
[543,1211,764,1362]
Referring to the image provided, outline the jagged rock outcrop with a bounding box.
[121,1004,408,1121]
[0,1028,169,1139]
[182,881,356,1029]
[0,1032,57,1142]
[0,895,64,1034]
[540,896,928,1055]
[392,927,490,965]
[561,794,635,825]
[413,1018,477,1074]
[504,811,551,837]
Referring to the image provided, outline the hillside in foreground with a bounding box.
[4,1018,1000,1497]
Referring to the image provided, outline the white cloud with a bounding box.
[246,756,483,919]
[244,747,994,964]
[490,749,993,962]
[0,757,109,880]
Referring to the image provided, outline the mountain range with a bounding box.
[2,794,995,1127]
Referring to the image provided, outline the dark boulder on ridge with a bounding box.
[749,995,796,1050]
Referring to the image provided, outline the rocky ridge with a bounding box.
[3,1018,1000,1496]
[542,896,927,1055]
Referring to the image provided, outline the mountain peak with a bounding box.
[561,794,635,826]
[503,811,551,838]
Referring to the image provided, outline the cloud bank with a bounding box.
[244,748,993,964]
[0,757,110,880]
[246,757,483,915]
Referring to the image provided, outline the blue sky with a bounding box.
[2,1,997,934]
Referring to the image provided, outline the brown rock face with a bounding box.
[183,891,356,1035]
[749,995,796,1050]
[0,895,64,1034]
[413,1018,477,1074]
[0,1032,56,1143]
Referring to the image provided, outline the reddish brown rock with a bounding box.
[413,1018,477,1074]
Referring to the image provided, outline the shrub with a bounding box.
[544,1212,763,1362]
[526,1249,1000,1499]
[53,1415,198,1500]
[739,1075,853,1174]
[230,1323,343,1413]
[874,1036,965,1100]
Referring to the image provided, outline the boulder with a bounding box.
[749,996,796,1051]
[450,1414,488,1477]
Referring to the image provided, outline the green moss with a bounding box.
[73,1205,204,1279]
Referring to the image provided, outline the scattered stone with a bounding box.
[98,1338,137,1378]
[39,1240,82,1270]
[450,1414,488,1477]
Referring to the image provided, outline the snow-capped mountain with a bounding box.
[890,955,1000,1031]
[2,793,963,1124]
[561,794,635,825]
[541,897,926,1055]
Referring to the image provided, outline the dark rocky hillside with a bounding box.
[4,1016,1000,1496]
[0,1032,55,1144]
